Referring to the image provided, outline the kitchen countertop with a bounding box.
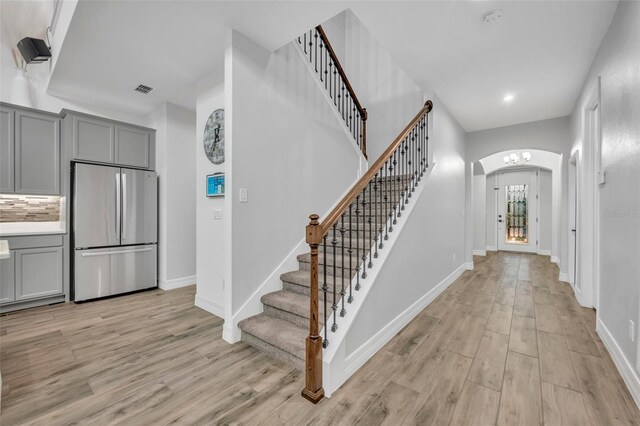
[0,222,66,237]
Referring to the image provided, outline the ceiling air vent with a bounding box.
[134,84,153,94]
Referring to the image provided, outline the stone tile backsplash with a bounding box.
[0,195,62,223]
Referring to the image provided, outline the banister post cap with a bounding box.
[362,108,368,121]
[424,100,433,112]
[306,214,322,245]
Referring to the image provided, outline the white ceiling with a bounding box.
[43,1,617,130]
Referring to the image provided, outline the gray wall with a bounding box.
[570,0,640,377]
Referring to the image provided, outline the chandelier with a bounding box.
[503,151,531,166]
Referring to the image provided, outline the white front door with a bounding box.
[497,170,537,253]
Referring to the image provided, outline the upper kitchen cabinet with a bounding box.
[71,113,115,163]
[0,103,61,195]
[115,125,152,168]
[62,110,155,170]
[0,105,15,193]
[15,109,61,195]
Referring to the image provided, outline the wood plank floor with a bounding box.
[2,252,639,425]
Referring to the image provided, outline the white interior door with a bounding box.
[497,170,537,253]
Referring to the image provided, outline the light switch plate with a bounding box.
[239,188,248,203]
[214,209,223,220]
[597,170,606,185]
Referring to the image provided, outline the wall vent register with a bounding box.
[134,84,154,94]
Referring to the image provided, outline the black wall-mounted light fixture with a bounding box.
[16,37,52,64]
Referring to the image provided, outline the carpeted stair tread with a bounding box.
[262,289,327,320]
[238,314,306,361]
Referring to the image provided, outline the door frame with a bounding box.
[496,168,538,253]
[568,152,579,291]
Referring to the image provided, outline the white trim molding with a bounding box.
[486,245,497,252]
[558,272,569,283]
[597,318,640,410]
[465,262,474,271]
[473,249,487,256]
[159,275,196,291]
[195,294,224,318]
[538,249,551,256]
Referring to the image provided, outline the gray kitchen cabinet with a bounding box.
[14,109,60,195]
[71,113,115,163]
[115,125,151,168]
[15,246,63,300]
[63,110,155,170]
[0,255,15,303]
[0,105,14,192]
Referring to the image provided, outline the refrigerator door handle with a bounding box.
[116,172,121,240]
[122,171,127,241]
[80,247,153,257]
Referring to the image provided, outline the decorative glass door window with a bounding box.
[505,184,528,243]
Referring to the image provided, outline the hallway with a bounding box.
[1,253,639,425]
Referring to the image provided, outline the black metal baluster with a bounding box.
[304,32,307,55]
[314,30,318,73]
[367,181,373,268]
[331,223,338,332]
[361,189,368,278]
[407,130,413,200]
[426,114,429,169]
[322,235,328,347]
[355,195,361,288]
[319,38,323,83]
[340,214,346,317]
[378,168,384,250]
[385,159,390,239]
[393,150,398,225]
[333,63,337,106]
[373,173,379,258]
[348,204,353,303]
[398,139,405,215]
[417,119,423,181]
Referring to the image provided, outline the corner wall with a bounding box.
[570,0,640,406]
[146,103,197,290]
[195,72,226,317]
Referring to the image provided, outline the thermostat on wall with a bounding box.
[207,173,225,197]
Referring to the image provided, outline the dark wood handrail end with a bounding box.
[425,100,433,113]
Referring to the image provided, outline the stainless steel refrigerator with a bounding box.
[72,163,158,302]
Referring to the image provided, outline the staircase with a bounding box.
[237,23,433,403]
[239,179,404,369]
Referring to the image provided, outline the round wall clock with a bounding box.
[203,109,225,164]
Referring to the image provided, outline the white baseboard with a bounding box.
[159,275,196,290]
[486,245,497,252]
[538,249,551,256]
[465,262,474,270]
[597,318,640,410]
[551,256,560,264]
[343,263,466,380]
[473,249,487,256]
[194,294,224,318]
[558,272,569,283]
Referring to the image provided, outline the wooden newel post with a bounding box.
[302,214,325,403]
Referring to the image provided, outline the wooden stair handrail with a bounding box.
[318,100,432,237]
[315,25,368,158]
[315,25,366,119]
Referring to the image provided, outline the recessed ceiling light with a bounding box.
[484,9,504,24]
[503,94,515,102]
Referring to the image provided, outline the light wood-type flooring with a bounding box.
[1,251,639,425]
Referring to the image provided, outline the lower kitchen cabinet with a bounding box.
[15,247,63,300]
[0,255,15,303]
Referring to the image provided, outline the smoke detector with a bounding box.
[134,84,153,94]
[484,9,504,24]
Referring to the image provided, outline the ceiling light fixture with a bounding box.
[503,151,531,166]
[484,9,504,24]
[503,94,515,102]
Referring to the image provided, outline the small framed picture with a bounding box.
[206,173,225,197]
